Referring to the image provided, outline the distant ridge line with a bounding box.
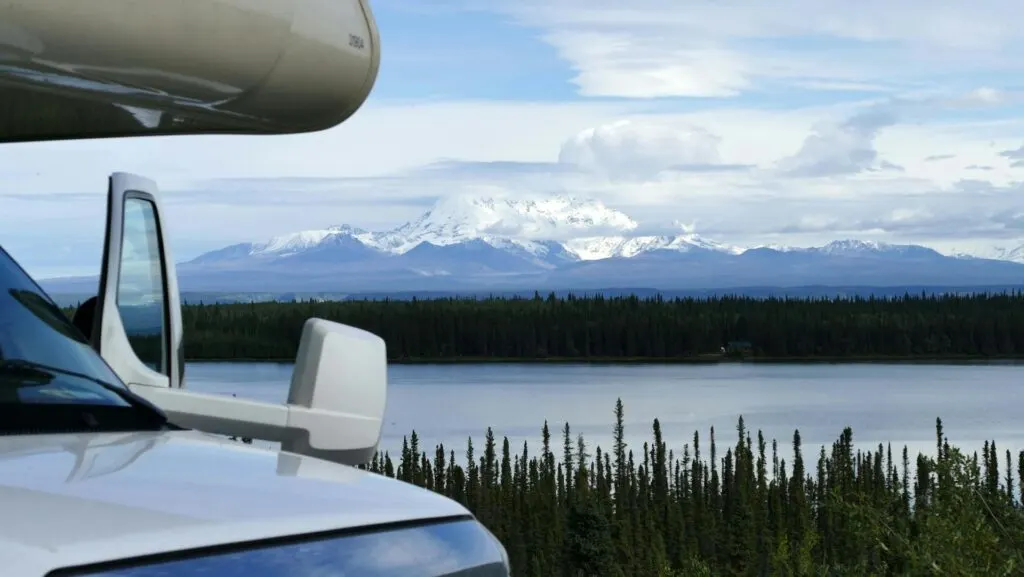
[44,284,1024,307]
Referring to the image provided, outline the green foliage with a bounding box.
[63,292,1024,361]
[362,402,1024,576]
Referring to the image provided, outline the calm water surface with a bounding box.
[184,362,1024,461]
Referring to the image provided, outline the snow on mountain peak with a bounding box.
[746,239,941,258]
[380,194,638,253]
[326,224,369,235]
[565,233,741,261]
[817,239,890,255]
[746,239,894,256]
[252,224,374,257]
[815,239,942,257]
[253,229,336,256]
[243,194,641,259]
[747,243,798,252]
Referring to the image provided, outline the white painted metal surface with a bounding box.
[0,430,468,577]
[125,319,389,466]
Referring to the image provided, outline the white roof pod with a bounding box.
[0,0,381,141]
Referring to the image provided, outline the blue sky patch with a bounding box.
[370,3,580,101]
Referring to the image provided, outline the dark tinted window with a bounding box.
[0,246,129,406]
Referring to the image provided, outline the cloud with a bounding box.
[777,208,990,239]
[777,105,899,177]
[167,138,1024,250]
[558,119,723,179]
[948,87,1022,108]
[741,177,1024,246]
[543,31,751,98]
[770,89,1017,179]
[489,0,1024,99]
[420,192,639,241]
[0,100,642,196]
[999,144,1024,167]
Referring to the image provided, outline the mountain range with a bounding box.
[41,195,1024,295]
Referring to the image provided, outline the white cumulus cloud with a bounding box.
[490,0,1024,99]
[558,120,723,180]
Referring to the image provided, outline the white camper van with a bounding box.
[0,2,510,575]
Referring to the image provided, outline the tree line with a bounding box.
[64,292,1024,361]
[362,400,1024,576]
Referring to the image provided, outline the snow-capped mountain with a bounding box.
[158,195,1024,293]
[251,225,380,257]
[768,240,946,259]
[39,195,1024,295]
[378,195,638,254]
[187,195,738,268]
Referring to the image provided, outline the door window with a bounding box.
[115,197,167,375]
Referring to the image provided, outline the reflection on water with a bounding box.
[184,362,1024,462]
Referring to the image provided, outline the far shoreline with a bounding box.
[184,355,1024,366]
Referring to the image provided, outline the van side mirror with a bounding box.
[129,318,388,466]
[95,172,387,466]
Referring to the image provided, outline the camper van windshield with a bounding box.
[0,245,149,415]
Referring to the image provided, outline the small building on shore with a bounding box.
[723,340,753,356]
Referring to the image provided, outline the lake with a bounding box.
[184,362,1024,464]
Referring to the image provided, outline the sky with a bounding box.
[6,0,1024,278]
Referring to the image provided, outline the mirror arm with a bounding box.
[128,386,289,443]
[128,385,382,466]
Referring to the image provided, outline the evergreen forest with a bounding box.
[363,400,1024,576]
[68,292,1024,361]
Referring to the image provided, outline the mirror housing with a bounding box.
[284,318,388,462]
[129,318,388,466]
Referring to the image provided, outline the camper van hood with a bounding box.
[0,430,469,576]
